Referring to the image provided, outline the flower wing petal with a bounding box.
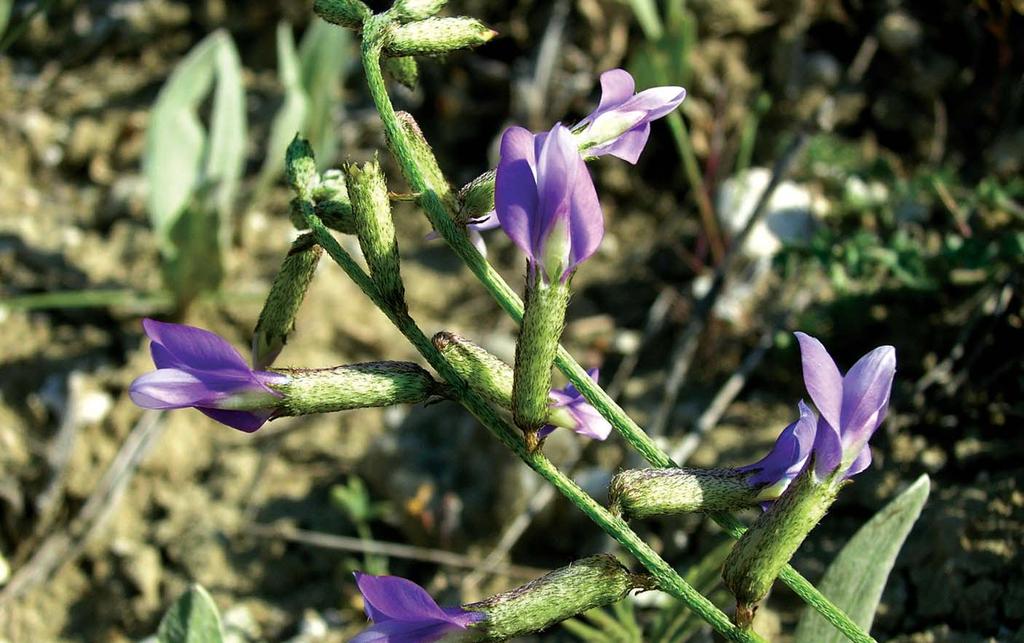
[794,332,844,432]
[198,408,273,433]
[623,86,686,121]
[143,318,249,372]
[588,123,651,164]
[354,573,451,624]
[840,345,896,448]
[129,369,223,409]
[495,127,540,260]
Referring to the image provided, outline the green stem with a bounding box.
[355,14,872,643]
[303,204,759,642]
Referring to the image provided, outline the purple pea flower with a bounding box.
[128,319,286,432]
[352,572,485,643]
[495,123,604,284]
[738,401,816,500]
[795,332,896,480]
[574,69,686,164]
[540,368,613,441]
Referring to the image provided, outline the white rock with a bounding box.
[716,167,816,260]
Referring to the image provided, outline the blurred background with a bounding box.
[1,0,1022,641]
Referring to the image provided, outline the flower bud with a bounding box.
[721,467,840,626]
[383,55,420,90]
[344,157,406,311]
[252,233,323,370]
[285,136,318,198]
[289,170,357,234]
[463,556,649,640]
[384,17,496,57]
[391,0,447,22]
[313,0,371,30]
[512,279,571,449]
[271,361,441,416]
[609,468,763,520]
[457,169,496,222]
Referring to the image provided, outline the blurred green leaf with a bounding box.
[143,30,245,303]
[299,18,351,168]
[794,475,930,643]
[625,0,663,40]
[157,584,224,643]
[331,476,388,524]
[259,22,310,190]
[0,0,12,40]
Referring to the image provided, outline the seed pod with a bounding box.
[345,158,406,311]
[271,362,440,416]
[252,233,323,369]
[457,169,496,223]
[285,136,318,198]
[462,556,648,641]
[609,468,763,520]
[384,17,496,57]
[391,0,447,22]
[433,331,513,408]
[384,56,420,90]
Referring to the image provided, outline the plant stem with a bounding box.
[355,14,872,642]
[302,202,760,643]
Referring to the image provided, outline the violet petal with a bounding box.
[794,332,844,432]
[143,318,250,372]
[495,126,540,261]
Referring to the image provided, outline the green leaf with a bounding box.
[258,22,310,189]
[204,31,247,251]
[0,0,13,40]
[624,0,663,40]
[794,474,930,643]
[298,18,350,167]
[157,584,225,643]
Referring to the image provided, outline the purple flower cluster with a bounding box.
[352,572,484,642]
[741,333,896,495]
[129,319,285,432]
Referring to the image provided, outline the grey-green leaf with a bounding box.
[298,18,350,167]
[794,474,930,643]
[204,30,246,250]
[258,22,310,189]
[157,584,225,643]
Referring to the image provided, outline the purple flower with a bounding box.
[352,572,485,643]
[574,69,686,164]
[540,369,613,441]
[738,401,816,499]
[128,319,286,432]
[495,123,604,284]
[795,332,896,480]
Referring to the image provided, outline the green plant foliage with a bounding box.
[794,475,930,643]
[157,584,225,643]
[259,22,310,190]
[299,18,351,167]
[143,29,246,303]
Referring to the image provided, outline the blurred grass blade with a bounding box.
[625,0,662,40]
[258,22,310,189]
[0,0,12,40]
[204,31,246,250]
[157,584,225,643]
[299,18,351,167]
[794,474,931,643]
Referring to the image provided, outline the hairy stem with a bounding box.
[353,14,873,643]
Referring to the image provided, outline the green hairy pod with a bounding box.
[392,111,458,213]
[461,556,649,641]
[432,331,513,409]
[345,158,406,311]
[289,169,356,234]
[721,468,840,626]
[271,362,440,416]
[252,233,323,369]
[285,136,318,198]
[384,17,497,58]
[609,468,763,520]
[383,56,420,90]
[314,0,371,30]
[391,0,447,22]
[512,279,571,449]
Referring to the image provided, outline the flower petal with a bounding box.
[143,318,250,372]
[588,122,651,164]
[129,369,223,409]
[621,86,686,121]
[812,415,843,480]
[596,68,635,112]
[495,127,540,261]
[794,332,844,432]
[740,401,816,486]
[198,408,273,433]
[534,124,579,253]
[566,155,604,272]
[350,620,465,643]
[840,345,896,448]
[845,444,873,478]
[354,573,452,624]
[567,400,612,440]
